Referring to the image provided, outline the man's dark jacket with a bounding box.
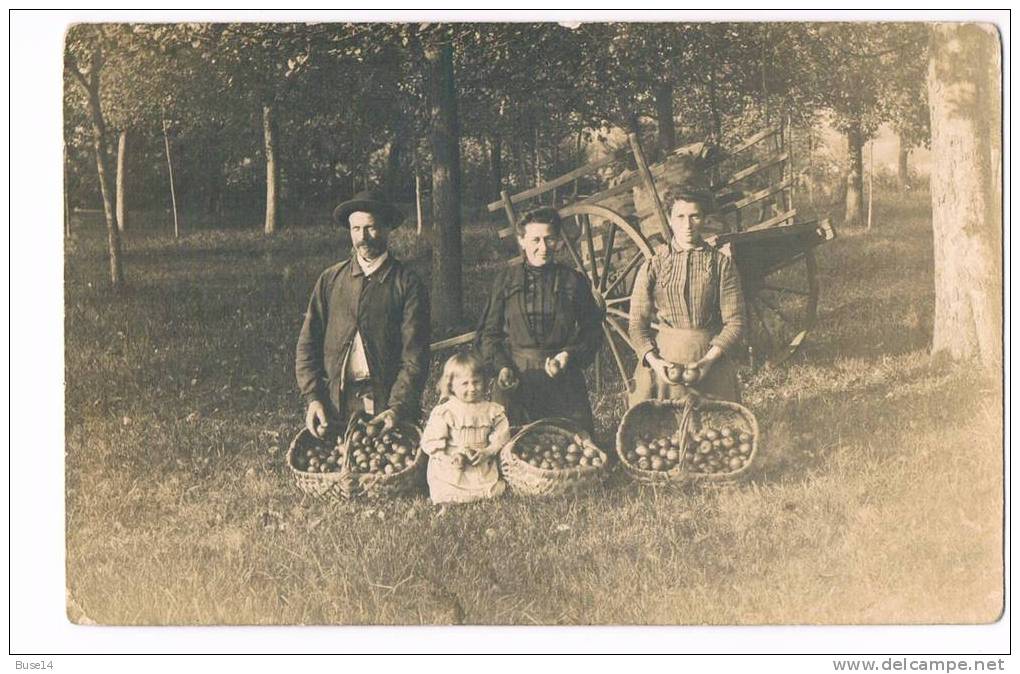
[295,255,430,421]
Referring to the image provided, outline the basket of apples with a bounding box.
[343,412,425,499]
[617,394,760,484]
[681,399,759,482]
[615,399,691,484]
[287,427,355,501]
[499,417,609,497]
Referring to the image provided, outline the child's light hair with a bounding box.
[437,352,488,401]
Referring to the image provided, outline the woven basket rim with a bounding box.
[501,417,609,478]
[343,415,424,488]
[615,399,691,483]
[682,398,760,481]
[286,428,346,483]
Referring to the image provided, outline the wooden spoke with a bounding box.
[598,221,618,292]
[760,283,810,297]
[582,214,600,287]
[605,296,629,306]
[559,228,586,274]
[748,300,775,350]
[761,251,806,278]
[603,250,645,297]
[602,323,632,394]
[755,292,798,328]
[607,307,660,332]
[605,315,636,351]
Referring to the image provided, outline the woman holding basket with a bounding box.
[475,207,604,434]
[628,189,746,404]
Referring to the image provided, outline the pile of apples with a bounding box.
[292,438,344,474]
[513,432,604,470]
[622,432,684,472]
[346,417,417,475]
[683,425,754,474]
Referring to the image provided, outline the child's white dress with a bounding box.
[420,398,511,504]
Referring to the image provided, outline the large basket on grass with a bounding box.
[499,417,609,497]
[342,412,426,500]
[616,395,761,485]
[616,399,692,484]
[683,397,761,483]
[286,428,357,501]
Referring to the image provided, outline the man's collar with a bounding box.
[350,251,393,279]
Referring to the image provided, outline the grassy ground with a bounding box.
[64,192,1003,625]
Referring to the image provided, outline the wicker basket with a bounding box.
[343,412,426,500]
[499,417,609,497]
[615,399,692,484]
[616,395,761,484]
[683,398,760,483]
[286,428,357,501]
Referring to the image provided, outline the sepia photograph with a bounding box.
[54,14,1003,633]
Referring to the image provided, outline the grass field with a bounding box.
[64,191,1003,625]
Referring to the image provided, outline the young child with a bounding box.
[420,353,510,504]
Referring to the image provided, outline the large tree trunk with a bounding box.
[708,72,723,140]
[384,118,406,198]
[63,144,71,238]
[927,23,1001,367]
[654,80,676,155]
[897,135,911,191]
[488,134,502,201]
[262,103,279,235]
[844,123,865,227]
[85,83,123,287]
[115,129,128,232]
[425,42,463,332]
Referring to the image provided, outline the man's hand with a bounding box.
[370,408,398,431]
[646,353,675,385]
[305,400,329,439]
[497,367,519,390]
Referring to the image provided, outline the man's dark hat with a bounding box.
[332,190,403,228]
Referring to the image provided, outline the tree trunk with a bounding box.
[897,136,911,191]
[263,103,279,235]
[161,111,180,238]
[63,144,71,238]
[654,80,676,155]
[927,23,1001,367]
[384,118,406,198]
[425,42,463,332]
[844,123,865,227]
[85,82,123,287]
[488,135,502,201]
[708,72,723,140]
[115,129,128,232]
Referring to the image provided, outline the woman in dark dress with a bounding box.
[475,207,604,434]
[628,189,746,404]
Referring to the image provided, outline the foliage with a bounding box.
[63,22,935,217]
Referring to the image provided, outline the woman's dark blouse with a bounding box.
[476,260,603,373]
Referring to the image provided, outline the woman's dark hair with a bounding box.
[515,206,563,237]
[661,187,714,214]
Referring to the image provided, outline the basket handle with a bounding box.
[675,397,695,476]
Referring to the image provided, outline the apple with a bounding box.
[682,366,700,385]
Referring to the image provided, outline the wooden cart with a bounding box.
[432,125,835,399]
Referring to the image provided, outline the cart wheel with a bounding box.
[557,203,654,401]
[744,247,819,366]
